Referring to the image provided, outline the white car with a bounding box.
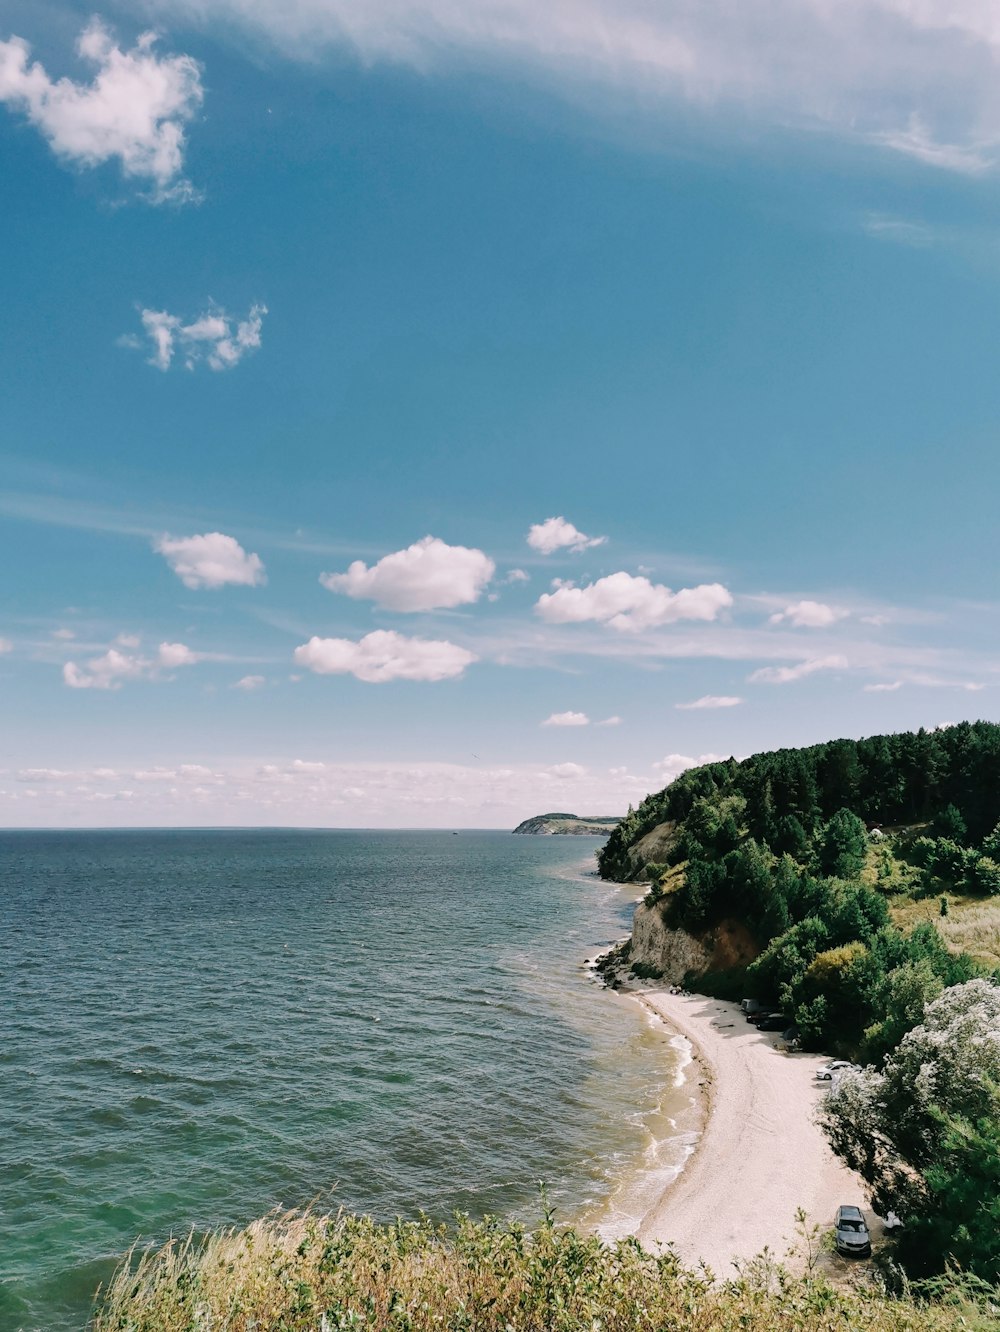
[815,1060,855,1081]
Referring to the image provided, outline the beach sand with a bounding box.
[630,990,868,1275]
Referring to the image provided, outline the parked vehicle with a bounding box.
[834,1205,871,1257]
[815,1060,857,1081]
[746,1007,776,1024]
[740,998,762,1016]
[756,1013,789,1031]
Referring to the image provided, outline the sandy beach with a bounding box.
[630,990,869,1275]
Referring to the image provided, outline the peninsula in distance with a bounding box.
[512,812,623,835]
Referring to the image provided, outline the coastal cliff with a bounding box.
[601,898,757,986]
[512,812,621,835]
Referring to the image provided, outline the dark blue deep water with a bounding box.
[0,830,687,1331]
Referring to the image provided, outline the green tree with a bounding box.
[772,813,810,860]
[934,802,968,843]
[861,958,944,1065]
[973,856,1000,896]
[819,808,868,879]
[981,819,1000,861]
[819,980,1000,1280]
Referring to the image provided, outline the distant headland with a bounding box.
[512,812,622,835]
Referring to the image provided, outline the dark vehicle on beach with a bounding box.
[834,1205,872,1257]
[756,1013,790,1031]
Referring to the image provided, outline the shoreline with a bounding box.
[614,988,869,1274]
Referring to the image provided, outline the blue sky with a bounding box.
[2,1,1000,826]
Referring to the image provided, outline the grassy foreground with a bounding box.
[92,1209,997,1332]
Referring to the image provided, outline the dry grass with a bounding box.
[91,1209,997,1332]
[890,893,1000,970]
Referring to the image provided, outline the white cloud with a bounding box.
[503,568,530,583]
[0,20,202,201]
[676,694,743,709]
[597,715,622,726]
[536,572,732,632]
[861,613,890,626]
[63,647,147,690]
[0,637,11,654]
[149,0,1000,173]
[293,629,477,683]
[51,628,75,640]
[62,640,200,689]
[748,654,848,685]
[133,303,266,371]
[115,632,141,647]
[320,536,494,611]
[864,680,903,692]
[155,531,265,589]
[234,674,265,690]
[0,755,652,827]
[653,751,724,783]
[542,710,589,727]
[527,516,606,555]
[157,641,200,668]
[544,762,587,779]
[768,600,846,628]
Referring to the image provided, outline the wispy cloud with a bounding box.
[154,0,1000,172]
[234,674,265,691]
[676,694,743,709]
[125,303,267,371]
[0,20,202,202]
[63,640,201,690]
[862,213,936,248]
[748,654,848,685]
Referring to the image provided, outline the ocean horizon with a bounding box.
[2,829,693,1332]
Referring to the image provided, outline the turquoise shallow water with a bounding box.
[0,830,689,1331]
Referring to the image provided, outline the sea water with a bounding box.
[0,830,694,1331]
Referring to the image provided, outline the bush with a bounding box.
[974,857,1000,896]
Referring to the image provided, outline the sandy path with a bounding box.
[631,991,867,1276]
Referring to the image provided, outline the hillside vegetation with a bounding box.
[599,722,1000,1052]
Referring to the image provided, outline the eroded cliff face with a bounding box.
[627,901,760,983]
[630,900,712,981]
